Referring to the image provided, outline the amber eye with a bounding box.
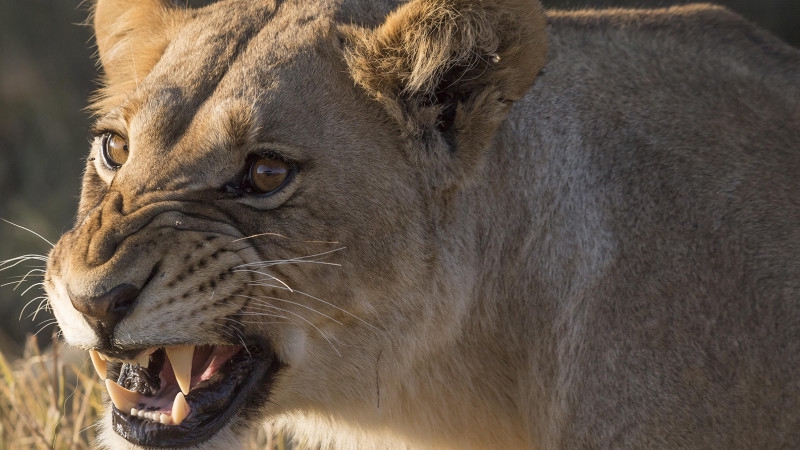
[100,133,129,169]
[247,156,289,194]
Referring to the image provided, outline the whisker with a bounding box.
[232,269,293,292]
[244,294,343,325]
[231,232,290,243]
[3,271,46,281]
[0,254,48,271]
[33,319,59,337]
[248,283,379,331]
[235,247,346,268]
[1,218,55,247]
[20,281,44,296]
[217,321,253,357]
[236,319,290,325]
[231,232,340,246]
[234,307,298,330]
[20,295,49,320]
[237,310,291,320]
[244,259,341,269]
[237,294,341,357]
[221,316,247,327]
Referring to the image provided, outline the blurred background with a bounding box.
[0,0,798,357]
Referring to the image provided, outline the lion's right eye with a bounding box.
[247,156,290,195]
[100,133,129,170]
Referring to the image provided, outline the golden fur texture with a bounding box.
[344,0,546,188]
[44,0,800,448]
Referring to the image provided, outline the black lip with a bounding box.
[111,343,280,448]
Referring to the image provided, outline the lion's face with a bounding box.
[44,0,545,447]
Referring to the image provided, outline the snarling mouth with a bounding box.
[89,343,279,447]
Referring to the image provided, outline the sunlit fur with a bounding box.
[43,0,800,448]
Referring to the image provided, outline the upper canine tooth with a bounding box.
[89,350,108,380]
[105,379,140,412]
[165,345,195,395]
[171,392,191,425]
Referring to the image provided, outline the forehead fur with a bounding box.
[90,0,404,115]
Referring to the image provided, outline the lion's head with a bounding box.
[44,0,546,447]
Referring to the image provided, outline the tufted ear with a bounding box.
[345,0,547,188]
[92,0,185,112]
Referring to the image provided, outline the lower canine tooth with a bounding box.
[89,350,108,380]
[105,380,140,412]
[171,392,191,425]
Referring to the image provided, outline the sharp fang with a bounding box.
[165,345,195,395]
[105,379,140,412]
[89,350,107,380]
[171,392,191,425]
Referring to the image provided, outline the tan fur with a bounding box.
[344,0,546,188]
[91,0,188,113]
[45,0,800,448]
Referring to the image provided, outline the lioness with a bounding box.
[43,0,800,448]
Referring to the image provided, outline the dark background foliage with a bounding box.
[0,0,797,355]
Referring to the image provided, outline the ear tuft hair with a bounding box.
[348,1,499,99]
[344,0,547,188]
[91,0,186,113]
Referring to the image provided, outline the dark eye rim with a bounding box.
[99,132,128,171]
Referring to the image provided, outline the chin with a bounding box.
[97,408,247,450]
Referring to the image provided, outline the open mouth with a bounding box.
[89,342,279,447]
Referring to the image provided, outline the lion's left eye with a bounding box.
[247,156,290,195]
[100,132,129,170]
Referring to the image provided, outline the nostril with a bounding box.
[70,283,140,327]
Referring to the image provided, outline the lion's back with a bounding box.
[498,5,800,447]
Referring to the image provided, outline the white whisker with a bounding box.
[236,319,290,325]
[235,247,346,268]
[231,232,290,242]
[217,321,254,357]
[20,281,44,296]
[3,271,46,281]
[20,295,49,320]
[1,219,55,247]
[248,283,379,331]
[246,294,343,325]
[33,319,59,337]
[237,294,341,357]
[237,310,291,320]
[232,269,293,292]
[0,254,48,272]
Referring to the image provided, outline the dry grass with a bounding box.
[0,336,290,450]
[0,336,103,449]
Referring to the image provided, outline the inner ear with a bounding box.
[431,69,467,150]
